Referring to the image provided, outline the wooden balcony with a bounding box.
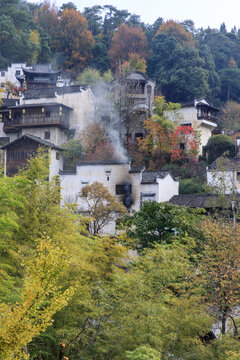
[3,114,69,132]
[197,114,218,123]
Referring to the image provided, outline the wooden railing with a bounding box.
[4,114,69,129]
[197,114,218,123]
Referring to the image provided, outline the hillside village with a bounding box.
[0,62,238,228]
[2,1,240,360]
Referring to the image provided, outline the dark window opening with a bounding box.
[180,143,185,150]
[56,152,60,160]
[45,131,50,140]
[16,70,20,76]
[135,133,143,140]
[0,137,9,146]
[46,111,51,118]
[116,184,132,195]
[181,123,192,127]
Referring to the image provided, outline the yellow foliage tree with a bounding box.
[0,237,75,359]
[29,30,40,63]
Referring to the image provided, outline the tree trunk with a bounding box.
[221,307,229,334]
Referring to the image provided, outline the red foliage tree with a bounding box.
[170,125,200,163]
[109,24,148,69]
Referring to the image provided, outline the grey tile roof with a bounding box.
[76,160,130,166]
[23,85,89,100]
[129,165,145,173]
[169,194,240,208]
[208,157,240,171]
[1,98,19,108]
[141,170,171,183]
[8,102,72,110]
[1,133,63,151]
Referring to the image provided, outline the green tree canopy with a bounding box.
[206,134,236,164]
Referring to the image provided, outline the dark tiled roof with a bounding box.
[129,165,145,173]
[169,194,240,208]
[1,98,19,108]
[59,170,76,175]
[1,133,63,151]
[9,102,72,110]
[23,64,61,74]
[23,88,56,99]
[179,101,194,107]
[141,170,171,184]
[208,157,240,171]
[76,160,130,166]
[23,85,89,100]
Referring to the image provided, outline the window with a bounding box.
[56,152,60,160]
[0,137,9,146]
[16,70,20,76]
[237,172,240,182]
[46,111,51,118]
[135,133,143,140]
[44,131,50,140]
[182,123,192,127]
[1,71,5,77]
[116,184,132,195]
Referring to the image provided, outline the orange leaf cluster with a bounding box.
[109,24,148,69]
[157,20,194,47]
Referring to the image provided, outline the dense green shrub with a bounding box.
[206,134,235,164]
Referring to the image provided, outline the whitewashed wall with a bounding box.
[49,149,63,180]
[207,170,239,194]
[21,127,67,146]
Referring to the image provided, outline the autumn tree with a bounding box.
[137,96,180,169]
[79,181,126,234]
[170,125,200,163]
[81,122,118,161]
[34,0,60,52]
[157,19,194,47]
[120,52,147,74]
[109,24,147,69]
[58,8,94,76]
[221,100,240,133]
[29,29,40,63]
[0,237,74,360]
[199,219,240,336]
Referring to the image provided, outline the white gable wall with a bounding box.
[157,174,179,202]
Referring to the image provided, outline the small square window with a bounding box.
[135,133,143,140]
[56,152,60,160]
[44,131,50,140]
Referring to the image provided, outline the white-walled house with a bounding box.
[0,63,29,88]
[207,158,240,194]
[168,98,219,155]
[59,161,179,217]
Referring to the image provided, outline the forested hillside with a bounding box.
[2,0,240,105]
